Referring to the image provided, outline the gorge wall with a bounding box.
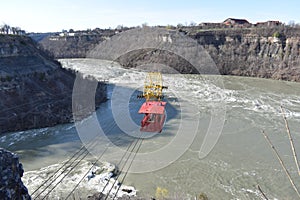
[189,27,300,81]
[39,30,115,58]
[0,35,106,134]
[39,26,300,82]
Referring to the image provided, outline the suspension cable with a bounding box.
[33,141,98,199]
[112,138,144,200]
[98,137,136,197]
[64,144,110,200]
[104,135,144,200]
[33,114,120,199]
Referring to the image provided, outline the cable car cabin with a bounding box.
[138,101,166,133]
[138,72,167,133]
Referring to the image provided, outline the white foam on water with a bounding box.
[23,160,137,199]
[0,128,50,148]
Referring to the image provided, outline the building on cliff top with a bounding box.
[223,18,250,26]
[255,20,283,27]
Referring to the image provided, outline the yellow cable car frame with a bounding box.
[143,72,167,101]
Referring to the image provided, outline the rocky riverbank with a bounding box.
[0,148,31,200]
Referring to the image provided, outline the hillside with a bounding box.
[0,35,106,134]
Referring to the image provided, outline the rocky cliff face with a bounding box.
[38,26,300,82]
[0,148,31,200]
[0,35,106,134]
[116,48,198,74]
[190,28,300,81]
[39,32,115,58]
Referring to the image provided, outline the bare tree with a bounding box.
[3,24,11,34]
[11,27,16,35]
[0,24,26,35]
[177,23,184,28]
[115,25,123,30]
[0,25,4,34]
[142,22,148,28]
[288,20,296,27]
[189,21,197,26]
[15,27,21,35]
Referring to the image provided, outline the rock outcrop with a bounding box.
[116,49,198,74]
[0,35,106,134]
[0,148,31,200]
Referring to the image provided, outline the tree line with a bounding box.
[0,24,26,35]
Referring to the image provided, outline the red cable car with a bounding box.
[138,72,167,133]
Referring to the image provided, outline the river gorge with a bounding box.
[1,58,300,199]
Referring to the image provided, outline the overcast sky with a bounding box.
[1,0,300,32]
